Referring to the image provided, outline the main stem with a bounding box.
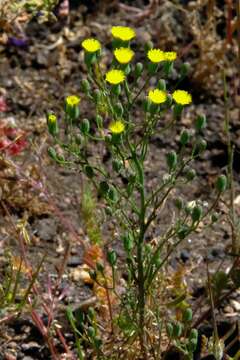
[132,151,147,357]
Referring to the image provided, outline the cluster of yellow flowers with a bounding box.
[68,26,192,135]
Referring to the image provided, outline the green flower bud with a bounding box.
[88,307,95,320]
[185,168,196,181]
[93,89,101,103]
[135,62,143,77]
[166,323,173,337]
[65,95,80,120]
[211,212,219,223]
[84,165,94,178]
[96,262,104,273]
[190,329,198,340]
[180,129,190,145]
[175,198,184,211]
[182,308,193,322]
[192,138,207,156]
[195,114,207,130]
[123,233,134,252]
[48,147,57,161]
[108,186,118,203]
[105,206,113,216]
[89,269,97,280]
[95,114,103,128]
[114,102,124,117]
[107,250,117,266]
[88,326,96,338]
[157,79,166,91]
[47,113,58,137]
[75,134,83,145]
[166,151,177,171]
[99,181,109,196]
[216,174,227,192]
[187,338,198,352]
[177,224,190,240]
[191,205,202,223]
[81,79,90,94]
[124,64,131,75]
[180,62,191,77]
[112,159,122,172]
[172,322,182,338]
[144,40,153,52]
[80,118,90,134]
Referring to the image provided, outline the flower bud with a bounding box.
[99,181,109,196]
[180,62,191,77]
[47,114,58,137]
[112,84,121,96]
[192,138,207,156]
[185,168,196,181]
[211,212,219,223]
[187,338,198,352]
[191,205,202,223]
[157,79,166,91]
[166,323,173,337]
[48,147,57,161]
[195,114,207,130]
[96,262,104,273]
[93,89,101,103]
[81,79,90,94]
[112,159,122,172]
[89,269,97,280]
[172,322,182,338]
[65,95,80,120]
[144,40,153,52]
[95,114,103,128]
[175,198,184,211]
[180,129,190,146]
[107,250,117,266]
[166,151,177,171]
[84,165,94,178]
[143,99,151,113]
[87,326,96,338]
[182,308,193,322]
[190,329,198,340]
[88,307,95,320]
[177,224,190,239]
[108,186,118,203]
[216,174,227,192]
[135,62,143,77]
[80,118,90,134]
[123,233,134,252]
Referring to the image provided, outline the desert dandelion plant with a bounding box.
[105,69,125,85]
[164,51,177,61]
[147,49,165,63]
[111,26,136,41]
[148,89,167,104]
[82,38,101,53]
[114,47,134,64]
[172,90,192,105]
[65,95,81,107]
[109,120,125,134]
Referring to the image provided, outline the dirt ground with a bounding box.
[0,0,240,359]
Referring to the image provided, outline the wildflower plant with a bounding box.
[47,26,226,358]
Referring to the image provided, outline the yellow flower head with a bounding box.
[66,95,81,107]
[172,90,192,105]
[114,47,134,64]
[164,51,177,61]
[111,26,136,41]
[48,114,57,123]
[147,49,165,63]
[109,120,125,134]
[82,38,101,53]
[148,89,167,104]
[105,69,125,85]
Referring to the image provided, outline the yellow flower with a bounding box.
[111,26,136,41]
[48,114,57,123]
[82,38,101,53]
[147,49,165,63]
[148,89,167,104]
[114,47,134,64]
[164,51,177,61]
[105,69,125,85]
[66,95,80,107]
[109,120,125,134]
[172,90,192,105]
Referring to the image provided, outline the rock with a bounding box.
[230,299,240,312]
[67,256,82,267]
[33,217,57,241]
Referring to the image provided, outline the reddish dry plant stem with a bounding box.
[226,0,233,44]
